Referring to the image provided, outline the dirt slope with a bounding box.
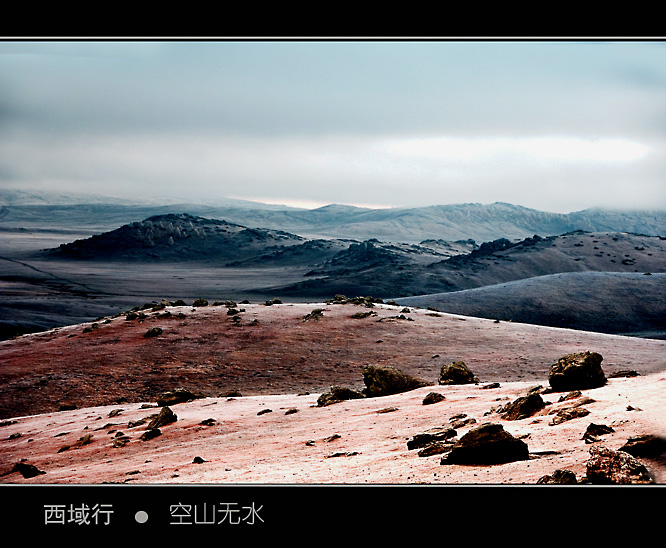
[1,301,665,485]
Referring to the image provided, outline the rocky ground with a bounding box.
[1,300,665,486]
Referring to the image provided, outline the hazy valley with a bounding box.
[1,192,665,340]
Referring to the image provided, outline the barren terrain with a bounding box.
[1,301,665,485]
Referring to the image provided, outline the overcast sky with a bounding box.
[1,39,665,212]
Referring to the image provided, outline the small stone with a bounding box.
[147,407,177,429]
[140,428,162,441]
[536,469,578,484]
[422,392,446,405]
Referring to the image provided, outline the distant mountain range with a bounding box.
[2,189,665,243]
[3,190,666,339]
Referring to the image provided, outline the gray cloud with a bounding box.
[1,40,666,212]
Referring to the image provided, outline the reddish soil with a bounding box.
[1,302,665,485]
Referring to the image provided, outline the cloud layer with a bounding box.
[1,40,665,212]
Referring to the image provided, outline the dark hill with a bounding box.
[47,213,306,263]
[396,272,666,339]
[268,230,666,299]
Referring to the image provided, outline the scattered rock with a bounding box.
[549,407,591,425]
[582,423,615,443]
[407,427,457,450]
[192,456,207,464]
[144,327,163,338]
[558,390,582,402]
[440,423,529,465]
[499,393,546,421]
[220,390,243,398]
[326,451,359,458]
[257,408,272,415]
[11,462,46,478]
[303,308,324,321]
[199,418,217,426]
[147,406,177,429]
[157,387,204,406]
[536,469,578,484]
[317,386,365,407]
[417,441,455,457]
[361,365,431,398]
[140,428,162,441]
[112,435,130,448]
[548,351,606,392]
[376,407,398,414]
[482,382,500,389]
[585,445,654,484]
[618,435,666,459]
[438,361,479,385]
[284,408,298,415]
[608,370,640,378]
[422,392,446,405]
[324,434,341,442]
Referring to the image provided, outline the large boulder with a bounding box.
[548,351,606,392]
[438,361,479,385]
[585,445,654,484]
[440,423,529,465]
[361,365,431,398]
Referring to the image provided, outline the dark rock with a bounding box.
[536,469,578,484]
[549,407,591,425]
[440,423,529,465]
[407,427,457,450]
[192,456,207,464]
[147,406,177,429]
[317,386,365,407]
[140,428,162,441]
[220,390,243,398]
[11,462,46,478]
[257,408,272,415]
[608,370,640,378]
[585,445,654,484]
[618,435,666,459]
[157,387,204,406]
[361,365,431,398]
[451,417,477,429]
[500,393,546,420]
[438,361,479,385]
[422,392,446,405]
[582,423,615,443]
[418,441,455,457]
[144,327,163,338]
[548,351,606,392]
